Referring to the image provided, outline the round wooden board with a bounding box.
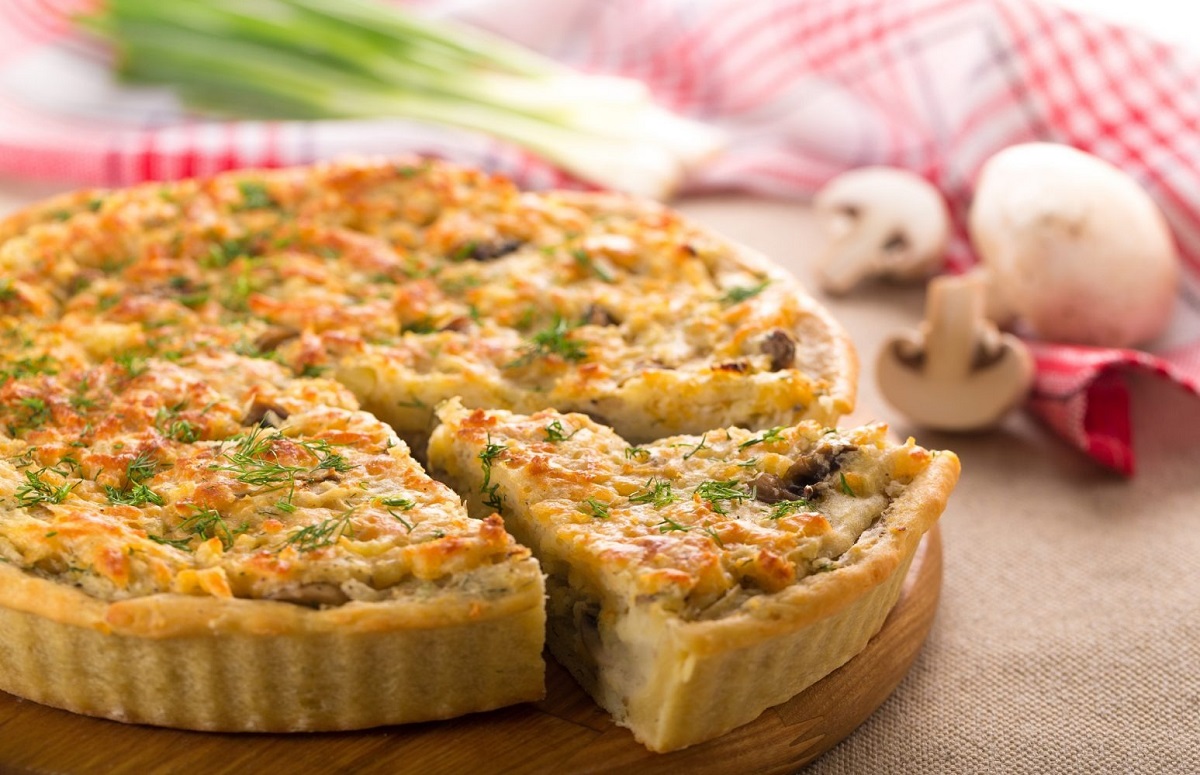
[0,527,941,774]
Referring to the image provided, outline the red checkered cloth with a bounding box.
[3,0,1199,474]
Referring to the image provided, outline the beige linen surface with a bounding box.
[1,182,1196,773]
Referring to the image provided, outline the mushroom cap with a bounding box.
[813,167,949,294]
[968,143,1179,348]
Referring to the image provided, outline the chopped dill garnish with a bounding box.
[624,446,650,461]
[381,495,416,532]
[768,500,813,520]
[693,479,753,515]
[628,477,678,508]
[166,418,198,443]
[298,438,354,474]
[682,434,708,460]
[207,427,353,511]
[1,354,58,385]
[125,449,160,484]
[147,534,193,551]
[719,279,770,304]
[579,497,610,519]
[839,472,857,497]
[299,363,327,378]
[701,526,724,546]
[739,426,787,449]
[508,316,587,367]
[656,516,691,533]
[15,396,50,430]
[113,351,148,378]
[105,482,164,507]
[285,512,354,552]
[104,449,168,504]
[14,469,74,508]
[69,379,96,411]
[237,181,277,210]
[482,483,504,513]
[572,249,614,282]
[177,507,247,550]
[543,419,578,442]
[478,436,508,492]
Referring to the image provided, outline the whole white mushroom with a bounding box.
[813,167,950,294]
[968,143,1179,348]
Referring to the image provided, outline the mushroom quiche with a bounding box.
[0,158,953,747]
[428,400,958,752]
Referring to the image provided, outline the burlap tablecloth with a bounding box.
[1,183,1196,773]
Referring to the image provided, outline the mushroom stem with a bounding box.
[923,274,985,381]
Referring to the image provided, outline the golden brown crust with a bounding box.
[0,582,546,732]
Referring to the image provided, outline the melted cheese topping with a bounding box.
[0,351,521,604]
[0,158,848,607]
[429,400,934,620]
[0,159,846,446]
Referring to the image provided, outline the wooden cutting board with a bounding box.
[0,527,941,774]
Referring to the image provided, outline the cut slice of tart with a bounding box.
[428,399,959,752]
[0,352,545,731]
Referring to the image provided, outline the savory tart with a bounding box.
[0,157,949,748]
[428,399,959,752]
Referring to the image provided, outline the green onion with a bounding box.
[78,0,723,198]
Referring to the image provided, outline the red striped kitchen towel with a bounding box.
[3,0,1199,474]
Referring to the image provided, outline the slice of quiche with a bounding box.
[0,352,545,731]
[429,399,959,752]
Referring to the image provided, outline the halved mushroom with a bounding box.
[751,439,857,503]
[877,274,1033,431]
[813,167,950,294]
[241,398,290,428]
[760,329,796,371]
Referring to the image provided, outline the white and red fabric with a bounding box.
[3,0,1199,474]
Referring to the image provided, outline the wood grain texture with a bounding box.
[0,527,942,775]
